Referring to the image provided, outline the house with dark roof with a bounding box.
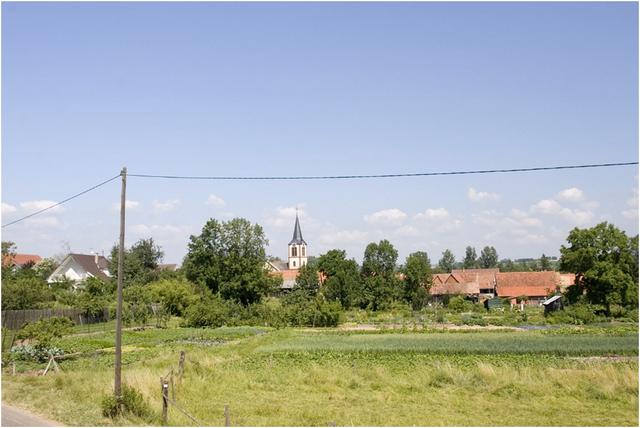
[47,253,111,286]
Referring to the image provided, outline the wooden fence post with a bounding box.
[12,361,16,376]
[178,351,185,379]
[161,377,169,425]
[224,404,231,427]
[170,369,175,401]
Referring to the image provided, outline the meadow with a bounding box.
[2,322,638,426]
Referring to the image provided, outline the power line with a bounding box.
[128,161,638,181]
[2,161,637,228]
[1,174,121,228]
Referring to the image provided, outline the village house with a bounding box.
[1,253,42,268]
[431,268,575,305]
[47,253,111,287]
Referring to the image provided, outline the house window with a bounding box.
[302,260,306,266]
[302,247,305,257]
[293,260,296,267]
[292,246,297,257]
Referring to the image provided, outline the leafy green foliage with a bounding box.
[402,251,432,309]
[17,317,74,345]
[479,246,498,268]
[144,278,200,316]
[10,343,64,363]
[317,250,362,308]
[463,246,478,269]
[293,260,320,297]
[183,218,278,305]
[101,384,152,420]
[437,249,456,273]
[110,238,164,287]
[560,222,638,312]
[1,272,54,310]
[361,240,401,310]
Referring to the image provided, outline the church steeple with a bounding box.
[289,211,306,246]
[287,210,308,270]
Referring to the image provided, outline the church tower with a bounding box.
[288,211,307,270]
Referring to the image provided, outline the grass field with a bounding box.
[2,323,638,426]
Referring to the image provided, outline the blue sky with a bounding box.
[2,2,638,265]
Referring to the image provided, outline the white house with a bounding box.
[47,253,111,286]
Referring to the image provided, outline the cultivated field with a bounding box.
[2,323,638,426]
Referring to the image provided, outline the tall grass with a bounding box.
[2,327,638,426]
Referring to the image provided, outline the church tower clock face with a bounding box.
[288,211,307,270]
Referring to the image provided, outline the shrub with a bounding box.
[546,304,607,325]
[101,384,152,419]
[17,317,74,345]
[145,279,200,316]
[182,296,235,328]
[461,313,487,326]
[447,296,473,312]
[10,343,64,363]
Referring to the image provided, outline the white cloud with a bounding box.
[153,199,180,213]
[20,200,65,214]
[531,199,593,225]
[557,187,584,202]
[621,186,638,219]
[467,187,500,202]
[364,208,407,226]
[393,225,420,237]
[205,194,226,207]
[111,200,140,212]
[25,216,62,228]
[509,209,543,228]
[414,208,449,221]
[2,203,17,215]
[319,230,368,246]
[265,205,307,227]
[130,223,193,241]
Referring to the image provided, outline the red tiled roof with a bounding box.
[430,273,480,295]
[2,253,42,267]
[496,271,559,298]
[430,280,480,295]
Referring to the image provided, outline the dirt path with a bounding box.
[1,404,63,427]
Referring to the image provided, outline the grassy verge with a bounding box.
[2,325,638,426]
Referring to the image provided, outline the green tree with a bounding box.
[463,246,478,269]
[317,250,362,308]
[539,254,552,271]
[1,274,54,310]
[361,240,401,310]
[145,278,200,316]
[183,218,279,305]
[294,260,320,298]
[402,251,432,310]
[76,277,114,318]
[437,249,456,273]
[110,238,164,286]
[560,222,639,314]
[479,246,498,268]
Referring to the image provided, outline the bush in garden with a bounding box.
[461,313,487,326]
[17,317,74,345]
[447,296,473,312]
[10,344,64,363]
[182,296,235,328]
[101,384,152,419]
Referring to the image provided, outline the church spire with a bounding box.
[289,211,306,245]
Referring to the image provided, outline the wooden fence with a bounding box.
[1,308,110,330]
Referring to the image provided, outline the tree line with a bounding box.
[1,219,637,322]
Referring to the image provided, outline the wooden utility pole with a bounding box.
[114,167,127,399]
